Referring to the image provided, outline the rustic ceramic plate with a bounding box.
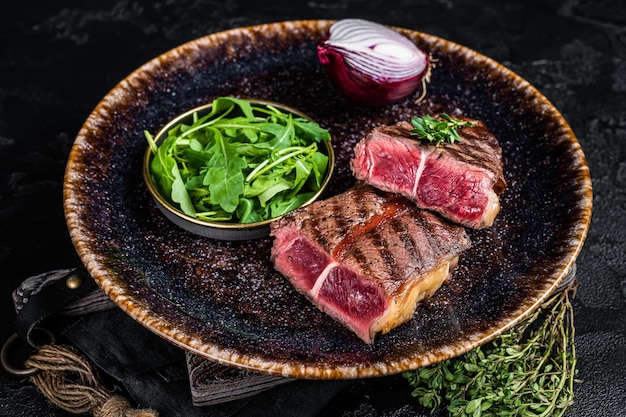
[64,20,592,379]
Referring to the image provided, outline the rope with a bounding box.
[25,344,158,417]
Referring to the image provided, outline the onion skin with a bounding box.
[317,20,431,107]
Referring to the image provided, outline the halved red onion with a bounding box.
[317,19,431,106]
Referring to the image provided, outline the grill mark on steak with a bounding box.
[354,188,372,223]
[396,218,425,273]
[369,228,401,281]
[350,245,370,276]
[330,204,348,233]
[270,185,472,343]
[392,216,415,255]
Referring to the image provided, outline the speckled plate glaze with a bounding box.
[64,20,592,379]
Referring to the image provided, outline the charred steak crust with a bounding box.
[270,185,471,343]
[376,119,506,195]
[351,117,507,229]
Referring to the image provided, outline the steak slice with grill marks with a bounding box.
[351,117,507,229]
[270,185,471,344]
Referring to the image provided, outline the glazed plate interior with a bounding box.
[63,20,592,379]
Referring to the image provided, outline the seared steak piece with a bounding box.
[270,185,471,344]
[351,117,506,229]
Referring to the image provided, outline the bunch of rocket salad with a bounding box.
[144,97,331,224]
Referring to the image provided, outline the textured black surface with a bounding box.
[1,1,624,416]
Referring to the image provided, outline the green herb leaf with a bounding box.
[403,281,579,417]
[293,117,332,143]
[145,97,331,223]
[410,113,474,146]
[235,197,261,224]
[269,191,315,218]
[170,162,196,216]
[202,135,246,212]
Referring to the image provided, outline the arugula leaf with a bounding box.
[148,135,176,199]
[293,117,332,143]
[261,119,293,150]
[288,159,313,197]
[207,96,256,119]
[202,135,246,212]
[258,179,292,207]
[235,143,271,157]
[269,191,315,218]
[170,162,196,216]
[309,151,329,189]
[235,197,262,224]
[145,97,331,224]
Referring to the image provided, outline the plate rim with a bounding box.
[63,19,593,379]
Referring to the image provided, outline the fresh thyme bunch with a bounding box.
[403,281,578,417]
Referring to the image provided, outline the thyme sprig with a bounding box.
[403,281,579,417]
[410,113,474,146]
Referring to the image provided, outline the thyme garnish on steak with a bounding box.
[410,114,475,146]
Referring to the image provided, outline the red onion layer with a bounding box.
[317,19,430,106]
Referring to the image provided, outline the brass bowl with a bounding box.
[143,99,335,240]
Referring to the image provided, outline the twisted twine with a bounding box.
[25,344,158,417]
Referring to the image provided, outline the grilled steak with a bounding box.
[351,117,506,229]
[270,185,471,343]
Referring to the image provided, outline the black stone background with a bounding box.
[1,1,625,416]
